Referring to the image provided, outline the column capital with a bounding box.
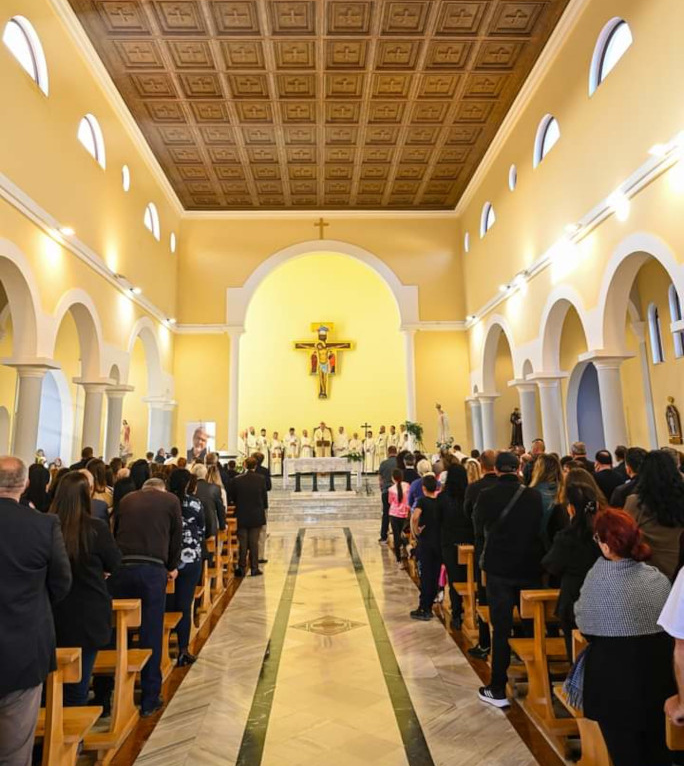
[526,372,568,387]
[106,384,134,399]
[142,396,177,411]
[73,378,112,394]
[226,325,245,339]
[578,351,635,368]
[476,392,500,403]
[507,378,537,393]
[399,326,417,337]
[465,396,481,406]
[1,358,60,376]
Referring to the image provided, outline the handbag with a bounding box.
[479,484,525,570]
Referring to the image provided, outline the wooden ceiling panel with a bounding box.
[67,0,570,209]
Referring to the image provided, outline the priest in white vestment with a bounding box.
[363,431,376,473]
[313,422,333,457]
[256,428,270,468]
[348,433,362,455]
[436,403,451,445]
[300,429,313,458]
[285,428,300,459]
[387,425,400,450]
[375,426,388,465]
[237,430,248,459]
[334,426,349,457]
[270,432,283,476]
[247,426,258,455]
[399,423,411,451]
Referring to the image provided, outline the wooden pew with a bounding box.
[84,600,151,766]
[34,648,102,766]
[206,536,226,605]
[510,589,577,749]
[554,631,613,766]
[162,579,182,681]
[453,545,478,640]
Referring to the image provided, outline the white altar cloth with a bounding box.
[283,457,362,490]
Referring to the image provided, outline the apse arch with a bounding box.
[226,239,419,329]
[539,288,592,372]
[480,315,516,392]
[0,238,41,358]
[126,317,164,397]
[598,232,684,352]
[50,289,104,380]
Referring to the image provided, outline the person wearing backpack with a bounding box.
[473,451,544,708]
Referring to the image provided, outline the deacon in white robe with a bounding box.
[399,423,411,451]
[348,433,362,455]
[375,426,388,466]
[256,428,270,468]
[300,429,313,458]
[285,428,300,459]
[363,431,376,474]
[270,432,284,476]
[313,422,333,458]
[237,430,248,459]
[334,426,349,457]
[387,425,400,450]
[247,426,258,455]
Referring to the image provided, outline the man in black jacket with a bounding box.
[474,451,544,707]
[593,450,623,500]
[0,456,72,764]
[463,449,498,659]
[253,452,271,564]
[231,457,267,577]
[69,445,94,470]
[610,447,646,508]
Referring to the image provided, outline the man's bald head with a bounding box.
[479,450,497,473]
[0,456,27,499]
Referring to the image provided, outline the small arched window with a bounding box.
[480,202,495,238]
[589,18,633,95]
[533,115,560,168]
[463,232,470,254]
[144,203,160,241]
[508,164,517,191]
[77,114,106,168]
[2,16,48,95]
[668,285,684,359]
[648,303,665,364]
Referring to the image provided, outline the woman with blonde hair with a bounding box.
[530,453,562,546]
[465,458,482,484]
[207,464,228,509]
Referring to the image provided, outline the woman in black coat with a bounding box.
[542,477,600,659]
[438,463,472,629]
[20,463,51,512]
[50,472,121,706]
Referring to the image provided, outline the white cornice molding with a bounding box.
[454,0,592,217]
[181,209,459,221]
[176,320,466,334]
[48,0,183,217]
[175,323,229,334]
[405,321,466,332]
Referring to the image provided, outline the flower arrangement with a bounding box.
[436,436,454,451]
[404,420,424,448]
[346,450,364,463]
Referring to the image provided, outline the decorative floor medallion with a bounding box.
[291,615,365,636]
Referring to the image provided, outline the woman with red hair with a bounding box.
[575,508,675,766]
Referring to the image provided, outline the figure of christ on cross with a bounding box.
[294,323,353,399]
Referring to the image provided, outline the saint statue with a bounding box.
[667,397,683,445]
[510,408,523,448]
[294,323,354,400]
[120,419,131,458]
[436,403,450,445]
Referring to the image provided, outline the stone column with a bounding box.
[104,385,133,462]
[227,326,244,455]
[145,397,176,453]
[76,381,109,456]
[466,397,483,452]
[478,394,499,450]
[10,364,52,464]
[533,376,567,456]
[632,322,659,449]
[593,357,630,451]
[402,328,417,422]
[509,380,539,451]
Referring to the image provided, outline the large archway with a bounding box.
[238,251,408,438]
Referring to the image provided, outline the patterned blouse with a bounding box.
[179,494,205,568]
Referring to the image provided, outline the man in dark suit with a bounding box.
[253,452,271,564]
[0,456,72,765]
[614,445,628,483]
[593,450,623,500]
[570,441,595,474]
[231,457,267,577]
[474,451,544,708]
[69,445,94,470]
[610,447,646,508]
[463,449,498,659]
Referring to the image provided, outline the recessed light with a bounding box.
[167,317,177,325]
[131,286,142,295]
[564,223,581,235]
[499,284,509,293]
[59,226,75,236]
[649,143,669,158]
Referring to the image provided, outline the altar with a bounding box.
[283,457,363,491]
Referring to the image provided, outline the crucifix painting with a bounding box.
[294,323,354,399]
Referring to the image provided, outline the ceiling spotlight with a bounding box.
[564,222,581,236]
[466,314,476,322]
[130,286,142,296]
[167,317,177,325]
[59,226,75,236]
[499,284,509,293]
[608,190,630,222]
[649,143,669,158]
[512,273,526,289]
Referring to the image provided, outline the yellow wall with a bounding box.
[238,252,407,436]
[493,335,518,448]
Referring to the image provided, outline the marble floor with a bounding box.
[134,518,540,766]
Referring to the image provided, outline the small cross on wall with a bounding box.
[314,217,329,239]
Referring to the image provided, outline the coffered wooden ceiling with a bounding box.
[67,1,570,210]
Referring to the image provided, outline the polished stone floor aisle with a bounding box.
[134,522,539,766]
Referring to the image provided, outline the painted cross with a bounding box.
[294,323,354,399]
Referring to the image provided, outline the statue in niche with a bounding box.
[436,403,450,445]
[120,419,132,458]
[510,408,523,448]
[666,397,683,445]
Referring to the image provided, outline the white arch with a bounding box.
[226,239,419,328]
[597,232,684,352]
[49,288,104,380]
[0,238,41,358]
[539,286,593,372]
[480,314,516,393]
[127,317,164,397]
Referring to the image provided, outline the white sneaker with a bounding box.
[478,686,510,708]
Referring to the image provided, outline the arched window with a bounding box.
[669,285,684,359]
[648,303,665,364]
[508,164,517,191]
[463,232,470,254]
[77,114,106,168]
[480,202,495,238]
[2,16,48,95]
[533,115,560,168]
[589,18,633,95]
[121,165,131,192]
[170,232,177,253]
[144,203,160,241]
